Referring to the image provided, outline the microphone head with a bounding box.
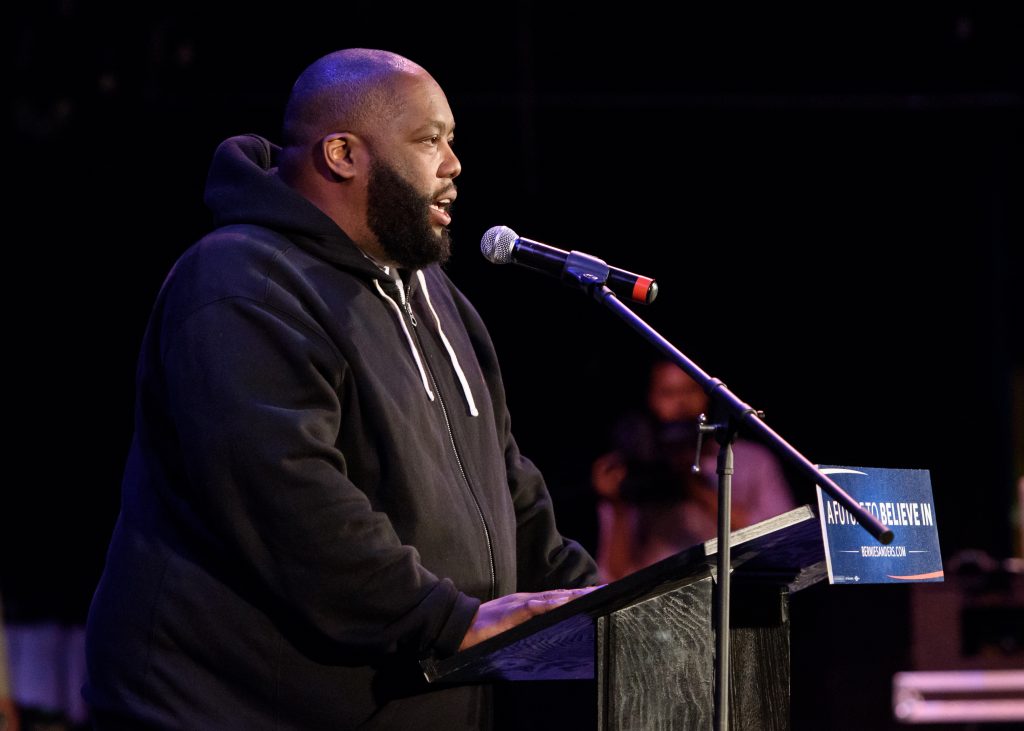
[480,226,519,264]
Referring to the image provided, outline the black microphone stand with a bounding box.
[694,414,739,731]
[561,252,893,731]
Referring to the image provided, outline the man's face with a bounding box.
[648,363,708,423]
[365,73,460,270]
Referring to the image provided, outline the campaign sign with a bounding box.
[815,466,943,585]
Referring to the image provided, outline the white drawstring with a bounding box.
[373,278,435,402]
[417,271,479,417]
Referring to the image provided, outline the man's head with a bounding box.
[647,361,708,424]
[279,49,460,269]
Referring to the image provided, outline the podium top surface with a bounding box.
[422,504,826,683]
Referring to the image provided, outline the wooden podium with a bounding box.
[422,505,828,730]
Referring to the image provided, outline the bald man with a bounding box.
[83,49,598,730]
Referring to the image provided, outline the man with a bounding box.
[592,360,797,580]
[84,49,598,730]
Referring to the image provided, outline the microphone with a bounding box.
[480,226,658,305]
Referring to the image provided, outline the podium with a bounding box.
[422,505,828,730]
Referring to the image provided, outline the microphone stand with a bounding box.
[561,253,893,731]
[696,415,738,731]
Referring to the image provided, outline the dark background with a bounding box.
[8,3,1023,729]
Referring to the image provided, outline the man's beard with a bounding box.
[366,157,453,270]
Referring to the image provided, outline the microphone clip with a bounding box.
[563,250,610,290]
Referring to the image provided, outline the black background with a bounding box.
[9,4,1022,729]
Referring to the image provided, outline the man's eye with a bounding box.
[423,135,440,145]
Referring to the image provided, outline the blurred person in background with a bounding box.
[591,360,798,580]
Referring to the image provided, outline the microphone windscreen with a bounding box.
[480,226,518,264]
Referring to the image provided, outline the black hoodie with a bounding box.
[84,134,598,730]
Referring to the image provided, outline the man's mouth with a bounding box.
[429,192,456,227]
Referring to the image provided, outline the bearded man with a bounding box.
[84,48,598,730]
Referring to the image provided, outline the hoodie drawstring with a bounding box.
[417,271,479,417]
[373,278,435,403]
[372,272,480,417]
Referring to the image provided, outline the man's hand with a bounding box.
[458,587,599,651]
[591,452,626,501]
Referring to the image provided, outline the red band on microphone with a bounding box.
[632,276,654,303]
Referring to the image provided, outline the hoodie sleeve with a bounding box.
[504,434,602,592]
[158,294,478,658]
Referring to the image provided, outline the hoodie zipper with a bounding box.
[404,299,497,601]
[402,298,417,327]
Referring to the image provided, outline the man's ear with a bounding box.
[321,133,362,180]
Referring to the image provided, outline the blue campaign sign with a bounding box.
[815,466,943,585]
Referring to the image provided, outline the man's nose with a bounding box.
[441,143,461,179]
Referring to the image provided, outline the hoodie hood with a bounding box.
[203,134,478,416]
[204,134,379,275]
